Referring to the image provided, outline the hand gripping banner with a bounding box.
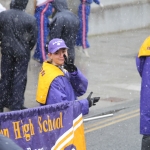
[0,101,86,150]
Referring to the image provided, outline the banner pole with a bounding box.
[83,114,113,122]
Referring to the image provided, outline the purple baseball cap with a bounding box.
[48,38,68,53]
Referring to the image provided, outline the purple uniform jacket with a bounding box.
[136,56,150,135]
[45,69,89,115]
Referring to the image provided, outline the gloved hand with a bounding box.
[63,54,77,73]
[87,92,100,107]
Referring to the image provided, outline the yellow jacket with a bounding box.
[138,36,150,57]
[36,62,64,104]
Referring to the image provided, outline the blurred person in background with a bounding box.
[33,0,53,63]
[76,0,100,57]
[48,0,79,64]
[0,0,37,112]
[136,37,150,150]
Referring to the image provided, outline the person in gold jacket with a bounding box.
[136,36,150,149]
[36,38,100,115]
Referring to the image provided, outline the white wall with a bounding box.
[89,0,150,35]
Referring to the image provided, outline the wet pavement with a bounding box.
[79,27,150,117]
[2,27,150,114]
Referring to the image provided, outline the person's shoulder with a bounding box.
[0,9,12,19]
[54,74,65,81]
[51,75,66,87]
[23,12,36,22]
[0,9,10,15]
[63,10,79,20]
[24,12,35,19]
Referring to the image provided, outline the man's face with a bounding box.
[48,48,68,66]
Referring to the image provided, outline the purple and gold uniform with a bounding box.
[136,36,150,135]
[36,62,89,115]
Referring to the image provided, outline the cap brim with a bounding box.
[50,46,68,53]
